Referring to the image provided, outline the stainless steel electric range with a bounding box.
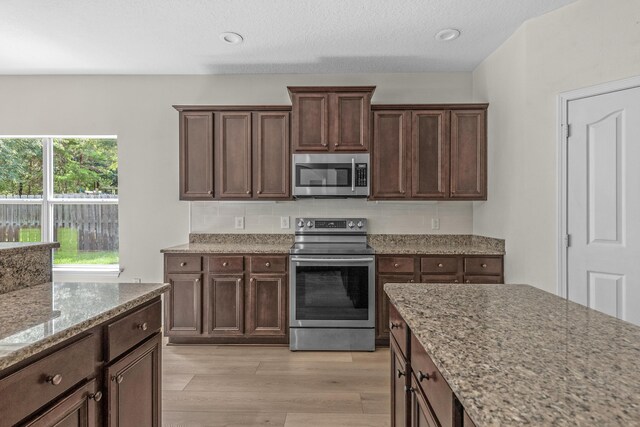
[289,218,375,351]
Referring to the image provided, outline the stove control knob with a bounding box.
[306,221,313,228]
[348,221,355,228]
[357,221,364,228]
[297,219,304,228]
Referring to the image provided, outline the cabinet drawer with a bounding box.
[250,255,287,273]
[421,257,458,274]
[410,333,454,427]
[464,275,503,284]
[420,274,460,284]
[378,257,415,274]
[388,303,408,357]
[0,334,95,427]
[166,255,202,273]
[464,257,502,275]
[106,300,162,362]
[209,256,244,273]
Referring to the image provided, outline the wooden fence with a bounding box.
[0,195,118,251]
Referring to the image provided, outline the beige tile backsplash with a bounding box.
[191,200,473,234]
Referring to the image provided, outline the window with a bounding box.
[0,137,119,270]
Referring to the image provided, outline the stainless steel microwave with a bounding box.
[292,153,370,198]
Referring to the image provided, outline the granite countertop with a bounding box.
[384,283,640,426]
[161,242,292,254]
[0,282,169,371]
[0,242,60,254]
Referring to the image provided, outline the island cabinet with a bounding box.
[376,255,503,345]
[371,105,487,201]
[288,86,375,152]
[174,106,291,201]
[164,253,288,344]
[0,298,163,427]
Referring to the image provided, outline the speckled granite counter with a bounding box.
[384,283,640,426]
[370,234,504,255]
[0,282,169,371]
[0,242,60,294]
[162,233,293,254]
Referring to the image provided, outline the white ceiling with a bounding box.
[0,0,576,75]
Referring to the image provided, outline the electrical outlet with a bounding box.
[234,216,244,229]
[280,216,290,229]
[133,278,141,283]
[431,218,440,230]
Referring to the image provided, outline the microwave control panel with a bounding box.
[355,163,368,187]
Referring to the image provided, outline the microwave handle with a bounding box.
[351,158,355,192]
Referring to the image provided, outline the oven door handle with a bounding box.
[291,257,374,263]
[351,158,356,192]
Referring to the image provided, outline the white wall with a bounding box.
[472,0,640,292]
[0,73,473,282]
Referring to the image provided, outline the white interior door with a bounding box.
[567,86,640,326]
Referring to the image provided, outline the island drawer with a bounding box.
[463,275,503,284]
[421,257,458,274]
[106,300,162,362]
[464,257,502,275]
[0,334,95,427]
[166,255,203,273]
[388,303,409,357]
[410,332,454,427]
[420,274,460,283]
[378,257,415,274]
[250,255,287,273]
[209,256,244,273]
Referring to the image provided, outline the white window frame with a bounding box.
[0,135,120,273]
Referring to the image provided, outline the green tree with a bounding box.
[0,139,43,196]
[53,138,118,195]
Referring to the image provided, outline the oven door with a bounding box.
[290,255,375,328]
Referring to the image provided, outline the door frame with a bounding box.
[556,75,640,297]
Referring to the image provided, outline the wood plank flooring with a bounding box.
[162,343,390,427]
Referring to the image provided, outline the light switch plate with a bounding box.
[431,218,440,230]
[235,216,245,229]
[280,216,290,229]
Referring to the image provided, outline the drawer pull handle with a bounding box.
[180,262,186,267]
[466,280,471,283]
[397,369,405,378]
[438,263,444,268]
[89,391,103,402]
[223,262,229,267]
[409,279,414,283]
[46,374,63,386]
[454,279,459,283]
[389,322,400,329]
[394,263,400,268]
[418,371,431,382]
[137,322,148,331]
[481,263,487,268]
[405,386,414,393]
[265,262,271,267]
[113,374,124,384]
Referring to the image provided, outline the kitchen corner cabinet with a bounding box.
[174,106,291,201]
[371,105,487,201]
[288,86,375,152]
[164,253,288,344]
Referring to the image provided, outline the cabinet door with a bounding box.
[390,337,410,427]
[372,111,410,198]
[24,380,98,427]
[246,274,287,336]
[450,110,486,199]
[254,112,290,199]
[165,273,202,336]
[291,93,330,152]
[218,112,252,198]
[410,376,439,427]
[180,112,214,200]
[205,275,244,336]
[331,92,370,151]
[106,334,161,427]
[377,274,415,341]
[411,111,449,199]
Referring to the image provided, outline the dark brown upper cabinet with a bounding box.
[288,86,375,153]
[179,111,214,200]
[174,106,291,201]
[371,104,487,201]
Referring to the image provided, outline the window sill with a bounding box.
[53,265,122,278]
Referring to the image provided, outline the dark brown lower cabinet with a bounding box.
[205,275,245,336]
[391,337,410,427]
[246,274,287,336]
[164,273,202,336]
[377,274,415,343]
[24,380,98,427]
[410,375,439,427]
[106,333,161,427]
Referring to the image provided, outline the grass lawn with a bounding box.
[19,227,118,265]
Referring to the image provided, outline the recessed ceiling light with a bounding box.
[219,32,244,45]
[434,28,461,41]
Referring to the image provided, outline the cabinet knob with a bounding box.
[257,190,262,194]
[265,262,271,267]
[195,278,200,283]
[137,322,148,331]
[246,190,251,194]
[481,263,487,268]
[394,263,400,268]
[89,391,103,402]
[405,386,415,393]
[113,374,124,384]
[389,322,400,330]
[222,262,228,267]
[409,279,414,283]
[180,262,186,267]
[46,374,63,386]
[250,277,255,284]
[438,263,444,268]
[454,279,459,283]
[397,369,405,378]
[418,371,431,382]
[465,280,471,283]
[207,190,213,195]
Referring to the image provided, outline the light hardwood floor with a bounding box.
[162,343,391,427]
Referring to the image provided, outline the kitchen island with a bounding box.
[384,282,640,426]
[0,242,59,294]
